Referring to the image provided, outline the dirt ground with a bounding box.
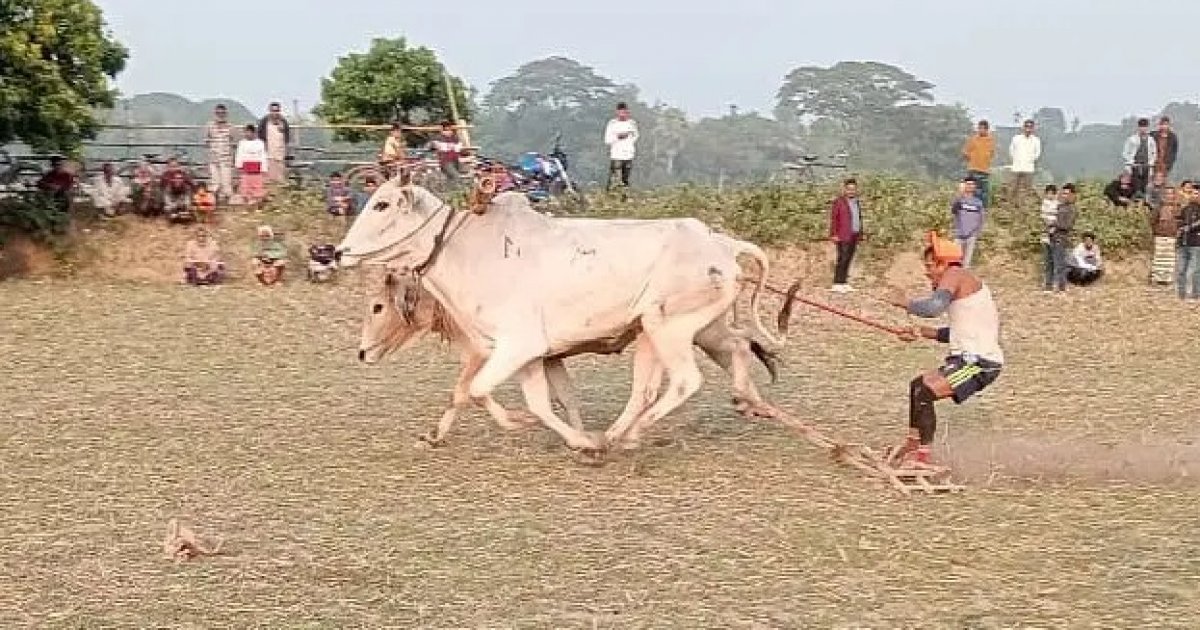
[2,264,1199,628]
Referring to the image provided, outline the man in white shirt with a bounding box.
[89,162,131,217]
[603,102,638,195]
[1120,118,1157,199]
[1007,119,1042,210]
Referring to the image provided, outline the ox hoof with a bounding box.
[740,402,783,420]
[416,431,448,448]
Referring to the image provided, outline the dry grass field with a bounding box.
[2,255,1199,627]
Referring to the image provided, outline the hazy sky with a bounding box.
[95,0,1199,125]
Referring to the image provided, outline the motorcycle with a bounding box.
[507,133,587,208]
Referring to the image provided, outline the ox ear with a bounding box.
[399,186,416,213]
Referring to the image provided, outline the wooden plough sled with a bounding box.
[774,411,965,495]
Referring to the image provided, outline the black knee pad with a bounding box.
[910,377,935,404]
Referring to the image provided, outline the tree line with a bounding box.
[5,3,1200,188]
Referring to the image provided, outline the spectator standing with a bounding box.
[380,123,405,178]
[1007,119,1041,209]
[203,104,235,203]
[354,178,379,214]
[1154,116,1179,179]
[1068,232,1104,286]
[257,102,290,185]
[89,162,130,217]
[428,121,464,187]
[961,120,995,207]
[604,102,638,194]
[1121,118,1157,199]
[1103,169,1136,207]
[951,177,985,267]
[325,172,353,216]
[1177,193,1200,300]
[1045,183,1077,293]
[235,125,268,204]
[829,178,865,293]
[1039,184,1059,236]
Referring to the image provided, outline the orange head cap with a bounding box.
[923,230,963,266]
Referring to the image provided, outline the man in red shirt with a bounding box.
[428,121,464,188]
[828,178,865,292]
[37,157,76,213]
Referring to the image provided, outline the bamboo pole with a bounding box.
[95,123,472,132]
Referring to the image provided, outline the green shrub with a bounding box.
[575,176,1148,260]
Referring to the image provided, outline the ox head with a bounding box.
[358,268,442,363]
[336,181,444,269]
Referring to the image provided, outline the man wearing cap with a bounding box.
[885,232,1004,465]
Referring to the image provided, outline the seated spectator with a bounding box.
[235,124,268,204]
[37,157,76,213]
[192,182,217,223]
[131,160,159,215]
[183,226,224,285]
[160,158,195,222]
[307,243,338,282]
[251,225,288,285]
[354,177,379,214]
[1068,232,1104,286]
[89,162,131,217]
[325,172,353,216]
[1146,171,1168,209]
[1103,170,1136,207]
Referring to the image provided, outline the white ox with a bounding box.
[358,271,781,446]
[336,183,782,452]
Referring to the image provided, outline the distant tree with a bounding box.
[0,0,127,154]
[647,104,688,178]
[1032,107,1067,136]
[676,113,791,183]
[314,37,470,143]
[475,56,643,184]
[483,57,618,112]
[774,61,934,126]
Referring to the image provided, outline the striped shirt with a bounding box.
[204,121,234,164]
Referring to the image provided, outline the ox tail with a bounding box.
[730,239,784,348]
[749,339,780,383]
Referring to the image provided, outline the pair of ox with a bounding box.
[336,183,787,453]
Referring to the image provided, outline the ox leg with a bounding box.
[515,360,601,451]
[423,350,530,447]
[694,323,778,419]
[617,317,716,449]
[544,358,585,430]
[602,335,665,446]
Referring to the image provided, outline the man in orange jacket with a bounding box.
[961,120,995,207]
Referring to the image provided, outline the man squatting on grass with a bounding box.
[887,234,1005,465]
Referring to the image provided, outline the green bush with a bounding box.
[0,194,72,243]
[577,176,1149,260]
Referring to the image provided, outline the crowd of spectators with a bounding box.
[826,114,1198,302]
